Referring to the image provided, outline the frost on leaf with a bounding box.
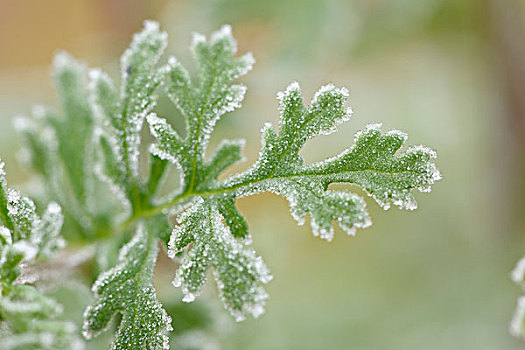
[83,223,172,350]
[144,26,439,325]
[14,52,107,237]
[0,284,83,350]
[148,25,252,193]
[0,160,64,257]
[168,200,272,321]
[51,52,95,206]
[210,82,440,241]
[89,20,169,212]
[0,160,81,349]
[309,124,441,210]
[9,19,441,347]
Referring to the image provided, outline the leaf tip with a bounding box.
[191,32,207,49]
[52,50,76,69]
[512,257,525,284]
[511,296,525,337]
[211,24,233,42]
[143,19,160,32]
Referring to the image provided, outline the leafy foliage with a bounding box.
[11,20,440,349]
[169,199,272,321]
[148,24,439,313]
[15,52,115,241]
[90,21,169,214]
[0,160,82,349]
[83,223,172,350]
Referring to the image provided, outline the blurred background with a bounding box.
[1,0,525,349]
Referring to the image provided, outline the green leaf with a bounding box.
[0,166,39,243]
[0,161,80,349]
[0,245,24,286]
[146,155,170,197]
[51,52,95,206]
[147,114,185,176]
[33,202,65,259]
[0,284,83,350]
[0,160,64,251]
[149,25,253,193]
[13,107,61,190]
[197,139,245,190]
[14,54,104,238]
[5,189,38,242]
[83,223,172,350]
[144,26,439,321]
[309,123,441,210]
[11,21,441,346]
[168,200,271,321]
[89,21,170,213]
[214,195,248,239]
[207,82,440,240]
[0,161,15,234]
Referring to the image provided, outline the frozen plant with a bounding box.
[9,21,440,349]
[0,160,83,349]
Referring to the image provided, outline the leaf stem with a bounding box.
[113,163,414,236]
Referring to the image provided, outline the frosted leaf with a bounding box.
[511,296,525,338]
[5,189,38,241]
[11,241,38,261]
[198,139,245,191]
[10,20,441,347]
[83,223,172,349]
[0,163,78,349]
[51,52,95,207]
[0,226,12,245]
[149,24,252,193]
[0,161,65,262]
[0,284,83,349]
[214,195,248,239]
[116,20,168,178]
[94,131,131,213]
[33,202,65,259]
[307,123,441,210]
[0,161,15,234]
[13,108,65,208]
[88,20,169,211]
[205,83,440,240]
[0,161,63,249]
[169,201,272,320]
[88,68,117,123]
[512,256,525,284]
[0,160,65,253]
[264,179,370,241]
[4,190,63,257]
[147,113,186,170]
[15,52,105,237]
[143,155,169,201]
